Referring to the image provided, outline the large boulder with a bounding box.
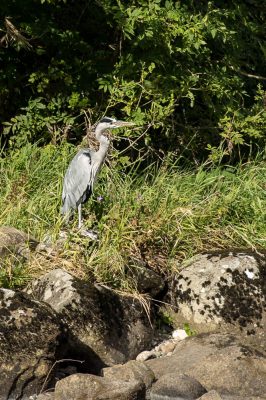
[146,333,266,398]
[54,373,145,400]
[26,268,153,367]
[0,288,64,400]
[169,251,266,339]
[0,226,38,258]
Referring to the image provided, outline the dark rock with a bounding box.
[54,373,146,400]
[0,226,38,258]
[0,288,64,400]
[102,360,155,389]
[169,251,266,339]
[146,333,266,398]
[150,373,207,400]
[26,268,153,366]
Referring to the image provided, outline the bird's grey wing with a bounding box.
[62,150,94,212]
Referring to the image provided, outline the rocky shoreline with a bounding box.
[0,227,265,399]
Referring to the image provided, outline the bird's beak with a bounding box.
[114,121,136,128]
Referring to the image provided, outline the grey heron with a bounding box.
[61,117,135,238]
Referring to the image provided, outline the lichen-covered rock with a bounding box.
[0,288,64,400]
[102,360,155,389]
[147,333,266,398]
[26,268,153,366]
[54,373,145,400]
[149,373,207,400]
[0,226,38,258]
[170,251,266,337]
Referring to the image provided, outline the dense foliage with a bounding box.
[0,0,265,162]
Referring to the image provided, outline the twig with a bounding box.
[237,70,266,81]
[1,17,32,50]
[40,358,84,394]
[118,124,151,156]
[230,66,266,81]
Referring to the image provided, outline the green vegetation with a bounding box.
[183,323,197,337]
[0,0,265,161]
[1,144,265,289]
[0,1,265,289]
[0,260,31,289]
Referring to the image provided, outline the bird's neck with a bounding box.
[95,128,110,159]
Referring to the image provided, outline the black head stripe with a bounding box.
[100,117,116,123]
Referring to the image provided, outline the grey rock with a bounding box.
[147,333,266,398]
[170,251,266,338]
[26,268,153,367]
[150,373,207,400]
[136,350,160,361]
[156,339,177,354]
[54,373,145,400]
[103,360,155,389]
[0,288,63,400]
[0,225,38,259]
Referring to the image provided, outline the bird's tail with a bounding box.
[61,196,72,222]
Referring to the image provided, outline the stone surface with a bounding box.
[197,391,222,400]
[147,333,266,398]
[155,339,176,354]
[36,393,55,400]
[0,288,64,400]
[0,225,38,258]
[172,329,188,340]
[54,373,145,400]
[170,251,266,337]
[222,397,266,400]
[26,268,153,367]
[103,360,155,389]
[136,350,159,362]
[150,373,207,400]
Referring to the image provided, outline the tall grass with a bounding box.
[0,143,265,289]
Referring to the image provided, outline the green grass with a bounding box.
[0,143,266,290]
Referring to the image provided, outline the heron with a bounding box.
[61,117,135,238]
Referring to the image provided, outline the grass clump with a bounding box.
[0,143,265,290]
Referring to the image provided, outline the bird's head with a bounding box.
[95,117,135,136]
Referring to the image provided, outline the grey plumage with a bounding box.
[61,149,93,215]
[61,117,135,234]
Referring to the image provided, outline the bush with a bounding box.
[0,0,265,161]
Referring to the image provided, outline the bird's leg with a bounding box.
[78,203,98,240]
[78,203,83,229]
